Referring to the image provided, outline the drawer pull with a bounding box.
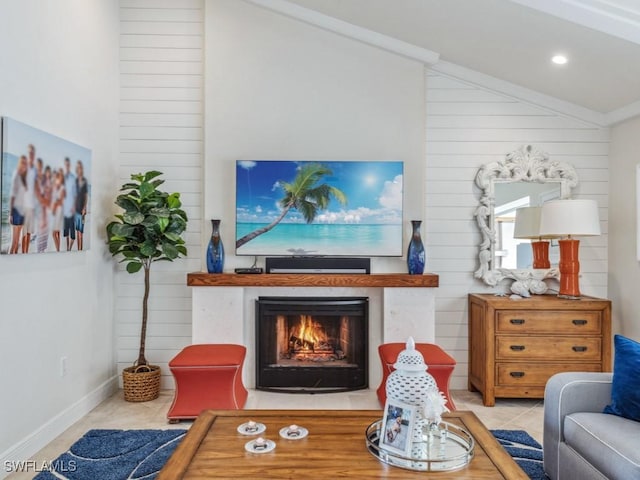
[510,319,525,325]
[572,346,588,352]
[572,319,588,326]
[510,345,526,351]
[510,372,525,378]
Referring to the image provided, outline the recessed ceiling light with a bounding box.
[551,55,568,65]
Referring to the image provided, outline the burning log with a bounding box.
[293,353,338,362]
[289,334,315,351]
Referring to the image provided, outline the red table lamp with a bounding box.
[539,199,601,299]
[513,206,557,269]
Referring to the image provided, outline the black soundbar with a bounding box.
[265,257,370,274]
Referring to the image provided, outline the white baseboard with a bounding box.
[0,375,118,479]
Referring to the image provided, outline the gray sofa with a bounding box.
[543,372,640,480]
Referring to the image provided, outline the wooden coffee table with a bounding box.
[158,410,529,479]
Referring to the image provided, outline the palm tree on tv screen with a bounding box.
[236,163,347,248]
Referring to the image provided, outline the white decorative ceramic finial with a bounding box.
[392,337,429,372]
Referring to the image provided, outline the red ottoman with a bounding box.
[377,343,457,410]
[167,344,248,421]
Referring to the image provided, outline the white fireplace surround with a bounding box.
[191,285,436,390]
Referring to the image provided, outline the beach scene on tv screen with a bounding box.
[235,160,403,257]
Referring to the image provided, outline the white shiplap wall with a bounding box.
[117,0,204,388]
[425,71,610,389]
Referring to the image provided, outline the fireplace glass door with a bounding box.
[256,297,368,392]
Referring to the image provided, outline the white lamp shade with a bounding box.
[513,207,541,239]
[539,199,601,236]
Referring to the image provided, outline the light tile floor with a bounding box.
[6,389,543,479]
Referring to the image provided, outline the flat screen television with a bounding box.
[235,160,403,257]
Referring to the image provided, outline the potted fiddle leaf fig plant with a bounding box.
[106,171,188,402]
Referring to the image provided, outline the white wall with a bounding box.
[204,0,426,274]
[425,72,610,388]
[609,116,640,340]
[0,0,119,470]
[117,0,204,389]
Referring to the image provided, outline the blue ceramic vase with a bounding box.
[407,220,425,275]
[206,219,225,273]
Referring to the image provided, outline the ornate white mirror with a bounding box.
[474,145,578,288]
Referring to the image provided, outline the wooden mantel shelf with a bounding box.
[187,272,439,288]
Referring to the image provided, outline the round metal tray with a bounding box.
[365,420,474,472]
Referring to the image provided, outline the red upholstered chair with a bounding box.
[377,343,457,410]
[167,344,248,422]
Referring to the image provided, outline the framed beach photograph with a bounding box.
[1,117,91,254]
[380,399,416,457]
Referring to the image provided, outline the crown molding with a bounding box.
[604,99,640,125]
[245,0,439,65]
[509,0,640,46]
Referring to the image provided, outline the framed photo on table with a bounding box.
[380,399,416,457]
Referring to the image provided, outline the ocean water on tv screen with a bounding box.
[236,222,402,257]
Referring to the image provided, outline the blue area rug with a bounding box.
[491,429,548,480]
[34,428,546,479]
[33,429,186,480]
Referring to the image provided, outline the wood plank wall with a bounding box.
[117,0,204,388]
[115,2,609,392]
[425,71,609,389]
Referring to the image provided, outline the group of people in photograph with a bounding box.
[8,144,88,254]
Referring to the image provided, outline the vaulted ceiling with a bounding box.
[254,0,640,125]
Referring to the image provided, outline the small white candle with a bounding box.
[287,424,300,436]
[254,437,266,449]
[245,420,257,432]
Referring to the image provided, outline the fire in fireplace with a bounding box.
[256,297,368,392]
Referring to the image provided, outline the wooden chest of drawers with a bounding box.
[468,293,612,406]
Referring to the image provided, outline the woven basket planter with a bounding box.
[122,364,161,402]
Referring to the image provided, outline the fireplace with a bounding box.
[255,296,368,392]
